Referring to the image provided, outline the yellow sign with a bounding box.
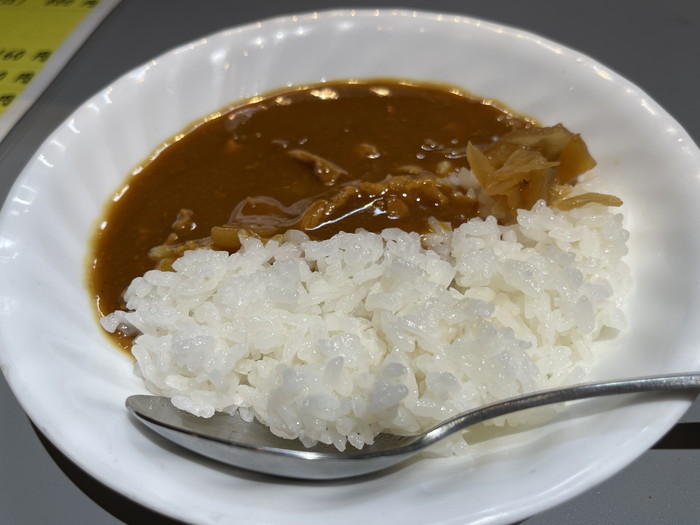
[0,0,103,115]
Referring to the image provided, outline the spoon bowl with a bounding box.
[126,372,700,480]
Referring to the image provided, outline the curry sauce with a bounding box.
[90,79,615,341]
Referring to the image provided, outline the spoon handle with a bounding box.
[421,372,700,447]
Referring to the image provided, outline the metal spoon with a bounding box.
[126,372,700,480]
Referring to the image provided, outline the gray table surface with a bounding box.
[1,1,699,523]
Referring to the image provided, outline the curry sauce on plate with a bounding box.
[89,79,618,349]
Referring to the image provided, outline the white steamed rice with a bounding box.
[102,181,630,455]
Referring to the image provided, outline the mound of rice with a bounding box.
[102,191,630,454]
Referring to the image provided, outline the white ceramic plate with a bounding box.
[1,9,699,525]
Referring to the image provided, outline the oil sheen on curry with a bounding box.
[90,79,620,348]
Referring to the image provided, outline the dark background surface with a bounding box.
[1,1,699,523]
